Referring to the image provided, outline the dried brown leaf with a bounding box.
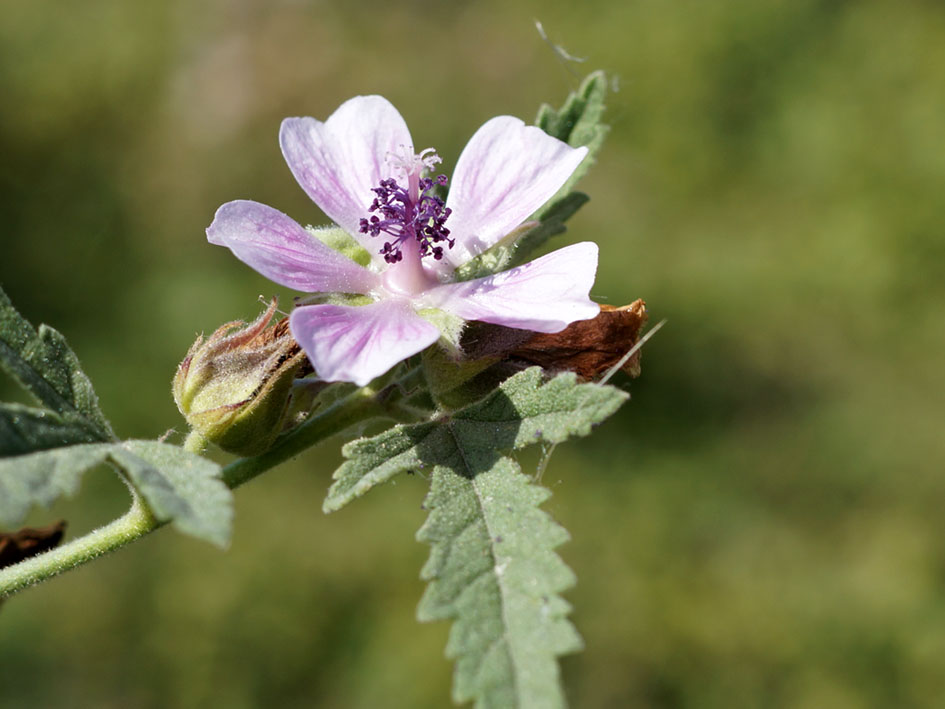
[508,300,648,380]
[0,520,67,570]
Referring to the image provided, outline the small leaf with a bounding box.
[417,457,582,709]
[0,441,232,546]
[323,422,437,514]
[507,71,609,268]
[534,70,609,198]
[0,402,107,456]
[0,286,115,444]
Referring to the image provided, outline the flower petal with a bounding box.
[424,242,600,332]
[207,200,379,294]
[443,116,588,268]
[289,300,439,386]
[280,96,413,262]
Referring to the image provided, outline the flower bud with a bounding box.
[173,299,308,456]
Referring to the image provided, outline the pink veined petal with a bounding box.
[424,242,600,333]
[289,300,440,386]
[207,200,379,294]
[280,96,413,263]
[443,116,588,269]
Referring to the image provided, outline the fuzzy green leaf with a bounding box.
[0,403,108,456]
[115,441,233,547]
[323,421,438,514]
[0,441,231,546]
[505,72,609,269]
[454,367,627,446]
[324,368,627,512]
[323,368,627,707]
[0,443,112,525]
[534,70,609,200]
[417,457,582,709]
[0,286,115,447]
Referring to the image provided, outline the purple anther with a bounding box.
[358,167,454,264]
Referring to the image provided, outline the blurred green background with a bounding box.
[2,0,944,706]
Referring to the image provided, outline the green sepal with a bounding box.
[297,293,374,307]
[417,308,465,354]
[306,225,372,267]
[451,221,538,282]
[420,345,502,411]
[507,192,590,269]
[186,351,307,457]
[173,300,309,456]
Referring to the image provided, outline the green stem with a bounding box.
[0,386,388,598]
[221,386,383,489]
[183,429,209,455]
[0,492,158,597]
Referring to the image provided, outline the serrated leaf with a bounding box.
[0,403,107,456]
[454,367,627,447]
[417,457,582,709]
[0,441,231,546]
[323,368,627,707]
[324,368,627,512]
[0,286,115,445]
[507,72,609,269]
[534,70,609,199]
[323,422,438,513]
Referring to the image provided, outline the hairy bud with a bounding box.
[173,299,308,455]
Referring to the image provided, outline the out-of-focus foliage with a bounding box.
[1,0,944,707]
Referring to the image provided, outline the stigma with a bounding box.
[358,148,454,264]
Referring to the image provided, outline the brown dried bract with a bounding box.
[0,521,67,571]
[261,316,313,377]
[508,299,648,380]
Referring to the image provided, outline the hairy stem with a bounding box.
[0,386,388,598]
[221,386,383,489]
[0,491,159,597]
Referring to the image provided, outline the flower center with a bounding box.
[358,148,454,265]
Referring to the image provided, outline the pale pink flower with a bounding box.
[208,96,599,386]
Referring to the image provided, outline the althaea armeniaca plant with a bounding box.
[206,95,600,385]
[1,73,650,709]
